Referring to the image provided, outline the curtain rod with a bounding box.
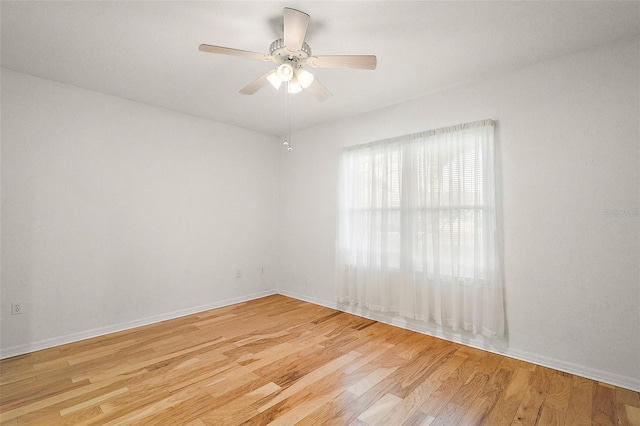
[343,119,495,152]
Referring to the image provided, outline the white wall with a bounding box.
[1,70,280,357]
[278,37,640,390]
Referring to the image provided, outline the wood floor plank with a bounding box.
[0,369,144,422]
[347,366,398,397]
[1,295,637,425]
[457,395,495,425]
[386,341,459,399]
[543,370,572,413]
[430,371,492,425]
[1,376,86,410]
[565,375,596,425]
[618,387,640,407]
[481,367,531,425]
[263,381,343,426]
[480,365,514,404]
[341,341,394,375]
[535,404,566,425]
[257,350,361,413]
[511,366,553,425]
[193,382,280,425]
[376,351,469,424]
[58,387,128,417]
[419,357,479,416]
[303,389,358,424]
[355,392,403,425]
[402,410,435,426]
[592,382,617,425]
[621,404,640,426]
[237,388,315,425]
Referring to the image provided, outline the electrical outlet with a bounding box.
[236,270,242,279]
[11,303,24,315]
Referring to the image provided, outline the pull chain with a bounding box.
[283,82,292,151]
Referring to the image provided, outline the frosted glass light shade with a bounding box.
[276,64,294,82]
[267,72,282,89]
[297,69,314,88]
[287,78,302,94]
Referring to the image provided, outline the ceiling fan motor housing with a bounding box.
[269,38,311,67]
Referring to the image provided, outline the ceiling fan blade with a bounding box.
[199,44,271,61]
[283,7,309,52]
[307,55,377,70]
[239,69,277,95]
[306,78,332,102]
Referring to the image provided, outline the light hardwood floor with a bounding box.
[1,295,639,425]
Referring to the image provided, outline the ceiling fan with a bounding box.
[199,7,377,102]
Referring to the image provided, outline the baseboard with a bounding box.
[504,348,640,393]
[277,289,640,392]
[0,290,276,360]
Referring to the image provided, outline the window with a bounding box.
[336,120,504,339]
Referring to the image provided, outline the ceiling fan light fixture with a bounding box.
[276,63,294,82]
[288,78,302,94]
[267,72,282,89]
[297,69,314,89]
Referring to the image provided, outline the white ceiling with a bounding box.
[2,1,639,136]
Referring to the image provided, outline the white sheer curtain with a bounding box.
[336,119,504,339]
